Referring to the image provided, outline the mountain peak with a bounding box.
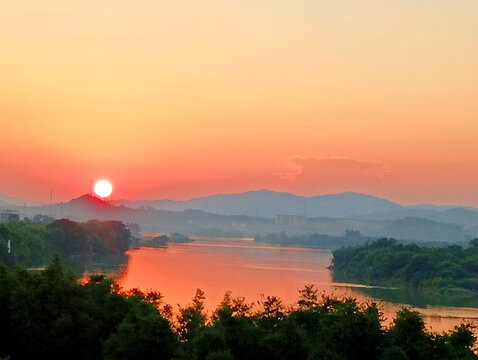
[69,194,112,207]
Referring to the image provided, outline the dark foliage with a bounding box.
[0,260,475,360]
[0,220,131,267]
[332,238,478,292]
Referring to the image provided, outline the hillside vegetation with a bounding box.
[0,219,131,268]
[332,238,478,292]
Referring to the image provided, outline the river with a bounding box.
[116,238,478,333]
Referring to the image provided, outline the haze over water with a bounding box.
[117,238,478,333]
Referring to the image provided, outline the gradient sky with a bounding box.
[1,0,477,205]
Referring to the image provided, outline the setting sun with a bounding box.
[94,180,113,198]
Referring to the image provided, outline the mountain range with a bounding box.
[113,190,478,225]
[113,190,403,218]
[2,190,478,242]
[3,190,478,224]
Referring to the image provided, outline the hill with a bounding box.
[365,207,478,226]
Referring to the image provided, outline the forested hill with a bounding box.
[0,219,131,268]
[332,238,478,292]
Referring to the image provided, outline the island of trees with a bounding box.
[332,238,478,293]
[0,256,476,360]
[138,232,193,247]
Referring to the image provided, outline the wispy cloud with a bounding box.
[277,156,391,192]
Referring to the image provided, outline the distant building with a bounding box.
[275,215,307,226]
[0,210,20,223]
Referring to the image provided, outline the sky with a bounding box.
[0,0,477,205]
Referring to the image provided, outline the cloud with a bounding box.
[277,156,391,193]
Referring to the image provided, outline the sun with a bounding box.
[94,180,113,198]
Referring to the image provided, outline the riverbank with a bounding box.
[332,238,478,301]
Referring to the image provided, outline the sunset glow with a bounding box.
[0,1,477,205]
[94,180,113,198]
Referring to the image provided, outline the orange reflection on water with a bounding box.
[116,239,478,333]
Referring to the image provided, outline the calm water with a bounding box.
[116,238,478,333]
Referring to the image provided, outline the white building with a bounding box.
[0,210,20,223]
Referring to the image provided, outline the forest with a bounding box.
[0,219,131,268]
[0,255,476,360]
[332,238,478,292]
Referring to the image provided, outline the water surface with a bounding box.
[117,238,478,332]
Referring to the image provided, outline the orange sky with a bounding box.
[1,1,477,205]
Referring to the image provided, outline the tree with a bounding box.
[47,219,86,255]
[297,284,319,310]
[469,238,478,249]
[104,302,178,360]
[388,308,429,360]
[177,289,207,340]
[448,323,476,358]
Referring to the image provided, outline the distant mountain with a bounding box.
[24,194,264,228]
[0,192,44,208]
[113,190,403,218]
[19,194,478,242]
[366,207,478,226]
[384,217,467,243]
[407,204,478,212]
[7,189,478,231]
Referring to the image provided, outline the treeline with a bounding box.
[0,219,131,267]
[255,230,371,249]
[332,238,478,292]
[0,256,476,360]
[137,233,193,247]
